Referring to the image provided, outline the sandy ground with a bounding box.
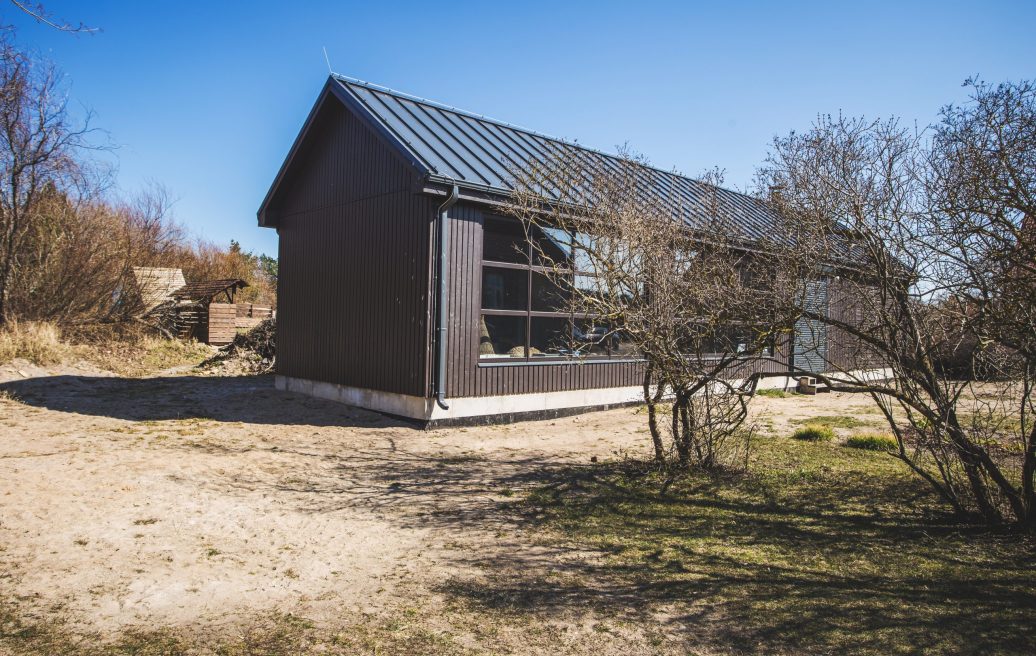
[0,363,883,645]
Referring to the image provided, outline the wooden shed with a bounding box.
[130,267,187,313]
[170,279,248,345]
[258,74,864,425]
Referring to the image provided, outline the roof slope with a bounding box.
[171,279,248,302]
[331,75,781,241]
[131,267,186,311]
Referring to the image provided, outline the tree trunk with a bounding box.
[673,391,690,467]
[643,364,665,463]
[0,237,14,327]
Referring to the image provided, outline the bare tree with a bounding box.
[758,80,1036,527]
[0,34,94,325]
[505,147,798,471]
[0,36,275,331]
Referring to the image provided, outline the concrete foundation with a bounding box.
[276,369,889,427]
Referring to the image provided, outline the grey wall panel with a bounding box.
[793,278,830,374]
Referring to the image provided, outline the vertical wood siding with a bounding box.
[272,100,433,397]
[825,276,877,371]
[267,97,865,402]
[443,203,792,398]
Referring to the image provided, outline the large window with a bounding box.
[479,216,634,361]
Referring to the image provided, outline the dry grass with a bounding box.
[0,602,476,656]
[80,335,212,377]
[0,321,70,365]
[0,320,213,376]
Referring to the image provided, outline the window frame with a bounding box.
[479,216,627,364]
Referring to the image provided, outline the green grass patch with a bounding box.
[792,424,835,441]
[793,415,869,429]
[509,434,1036,655]
[756,388,792,398]
[846,434,898,452]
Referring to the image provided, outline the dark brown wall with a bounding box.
[825,276,880,372]
[442,203,792,398]
[271,100,434,397]
[269,98,861,401]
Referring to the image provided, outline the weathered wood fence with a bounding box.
[235,304,274,330]
[206,303,238,345]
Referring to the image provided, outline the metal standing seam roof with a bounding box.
[331,74,783,242]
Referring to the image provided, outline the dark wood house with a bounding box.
[258,75,862,425]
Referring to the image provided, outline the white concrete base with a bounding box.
[276,375,645,423]
[276,367,893,424]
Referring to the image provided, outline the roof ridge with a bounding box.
[330,74,767,207]
[332,73,590,153]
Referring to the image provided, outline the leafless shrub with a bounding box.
[0,35,275,328]
[758,80,1036,526]
[506,148,797,471]
[0,31,94,325]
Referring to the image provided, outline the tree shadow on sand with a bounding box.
[432,464,1036,655]
[163,430,1036,654]
[5,373,1034,653]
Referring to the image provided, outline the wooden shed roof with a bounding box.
[131,267,187,311]
[171,279,248,302]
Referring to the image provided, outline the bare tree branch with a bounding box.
[8,1,97,33]
[759,81,1036,527]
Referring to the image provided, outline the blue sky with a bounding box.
[9,0,1035,257]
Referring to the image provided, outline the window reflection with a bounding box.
[480,216,634,361]
[531,317,570,356]
[531,272,569,312]
[483,216,527,264]
[482,266,528,311]
[480,315,526,358]
[532,226,572,266]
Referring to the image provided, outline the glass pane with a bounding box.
[574,319,611,356]
[480,315,527,358]
[698,326,752,356]
[573,274,608,304]
[572,232,594,273]
[532,226,572,266]
[530,317,571,356]
[531,272,569,311]
[481,266,528,310]
[611,329,638,358]
[483,216,527,264]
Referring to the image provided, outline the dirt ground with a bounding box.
[0,361,886,652]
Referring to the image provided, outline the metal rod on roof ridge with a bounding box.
[322,47,334,75]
